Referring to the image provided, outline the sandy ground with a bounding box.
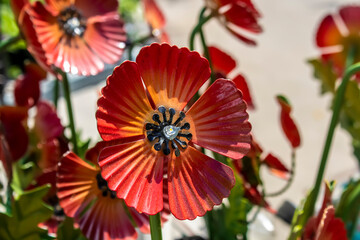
[51,0,359,239]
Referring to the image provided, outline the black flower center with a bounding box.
[146,106,192,157]
[58,6,86,37]
[96,173,116,199]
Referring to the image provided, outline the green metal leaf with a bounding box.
[288,189,315,240]
[308,58,337,94]
[0,185,53,240]
[335,179,360,238]
[57,217,86,240]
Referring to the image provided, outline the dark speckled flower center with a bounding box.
[96,173,116,199]
[146,106,192,157]
[58,6,86,37]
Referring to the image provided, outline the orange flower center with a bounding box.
[58,6,86,37]
[146,106,192,157]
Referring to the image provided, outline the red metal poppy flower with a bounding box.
[57,151,150,240]
[208,46,255,109]
[14,62,47,108]
[316,6,360,77]
[276,95,301,149]
[0,106,28,161]
[96,43,252,220]
[16,0,126,76]
[205,0,262,45]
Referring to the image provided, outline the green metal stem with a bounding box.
[149,213,162,240]
[189,7,213,51]
[53,78,60,110]
[308,60,360,217]
[60,70,79,154]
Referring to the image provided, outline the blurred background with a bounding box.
[1,0,359,239]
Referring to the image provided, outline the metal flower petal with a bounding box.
[187,79,252,159]
[57,151,149,240]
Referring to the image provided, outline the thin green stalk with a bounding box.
[5,182,12,215]
[53,78,60,110]
[189,7,213,51]
[308,60,360,217]
[149,213,162,240]
[0,35,22,52]
[59,70,79,154]
[204,211,215,240]
[199,27,216,83]
[266,151,296,197]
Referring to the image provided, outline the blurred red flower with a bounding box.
[0,106,28,161]
[96,43,252,220]
[57,151,150,240]
[12,0,127,76]
[205,0,262,45]
[316,6,360,77]
[14,62,47,108]
[143,0,169,43]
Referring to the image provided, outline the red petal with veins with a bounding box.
[232,73,255,109]
[315,206,347,240]
[84,14,126,65]
[276,95,300,149]
[136,43,211,110]
[223,3,262,33]
[96,61,153,141]
[98,139,164,215]
[143,0,166,30]
[187,78,252,159]
[57,152,98,217]
[208,46,236,76]
[19,5,55,75]
[168,146,235,220]
[79,198,138,240]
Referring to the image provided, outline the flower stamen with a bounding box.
[96,173,116,199]
[58,6,86,37]
[146,106,192,156]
